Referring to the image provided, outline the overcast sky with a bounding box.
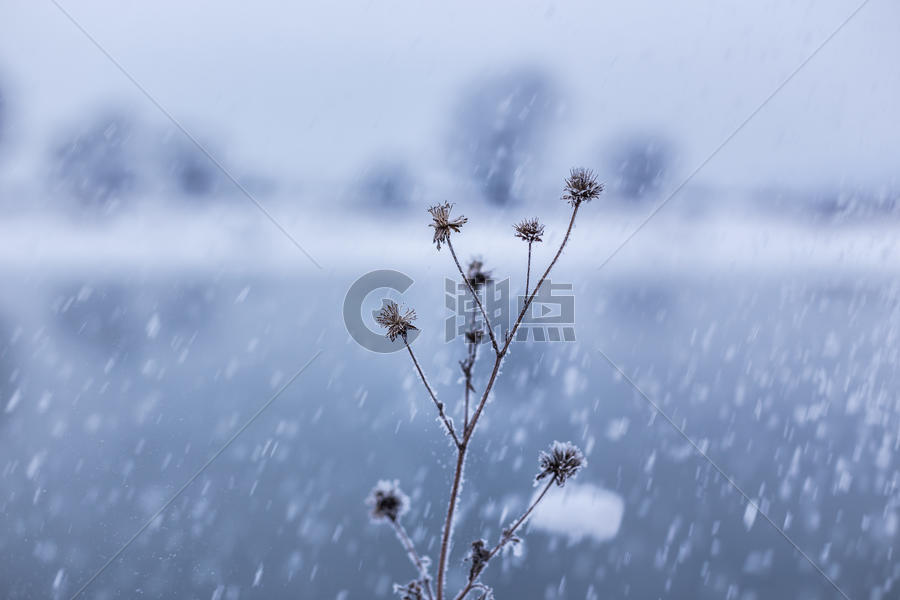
[1,0,897,191]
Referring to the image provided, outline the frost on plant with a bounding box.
[535,440,587,487]
[465,259,491,289]
[561,167,603,206]
[367,480,410,522]
[466,539,491,581]
[427,202,467,250]
[513,218,544,243]
[376,301,418,343]
[394,580,426,600]
[366,168,603,600]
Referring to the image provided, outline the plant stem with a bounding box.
[463,370,470,432]
[461,340,476,432]
[489,478,555,559]
[436,443,468,600]
[438,203,582,600]
[525,241,533,297]
[502,203,580,356]
[406,342,461,447]
[391,519,435,600]
[447,239,500,354]
[452,478,556,600]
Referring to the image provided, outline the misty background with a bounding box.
[1,1,898,599]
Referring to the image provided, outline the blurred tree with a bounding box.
[157,132,224,198]
[49,111,138,209]
[448,68,558,206]
[357,159,414,208]
[608,134,674,200]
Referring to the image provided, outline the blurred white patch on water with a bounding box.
[530,483,624,543]
[743,502,759,531]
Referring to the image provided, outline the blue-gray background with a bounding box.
[1,2,898,599]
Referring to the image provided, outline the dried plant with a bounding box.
[367,479,411,522]
[428,202,468,250]
[513,217,544,243]
[368,168,601,599]
[513,217,544,295]
[376,301,419,342]
[536,441,587,487]
[465,258,491,289]
[562,167,603,207]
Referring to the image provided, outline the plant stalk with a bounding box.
[437,202,581,600]
[447,240,500,354]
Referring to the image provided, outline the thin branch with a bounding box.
[503,203,580,355]
[460,339,477,432]
[462,362,471,431]
[456,583,491,600]
[438,202,584,600]
[524,241,533,298]
[464,204,580,444]
[390,519,435,600]
[453,478,556,600]
[436,445,467,599]
[406,342,461,447]
[489,478,555,560]
[447,239,500,354]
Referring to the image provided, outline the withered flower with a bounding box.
[464,329,484,345]
[375,300,418,342]
[367,479,410,522]
[562,168,603,206]
[466,259,491,289]
[393,581,424,600]
[466,539,491,581]
[427,202,467,249]
[535,441,586,487]
[513,218,544,243]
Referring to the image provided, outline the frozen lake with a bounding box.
[1,205,898,599]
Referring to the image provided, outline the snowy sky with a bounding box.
[1,0,898,190]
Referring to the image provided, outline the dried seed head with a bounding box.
[393,580,425,600]
[562,168,603,206]
[464,329,484,345]
[427,202,467,250]
[513,218,545,243]
[466,259,491,289]
[375,300,418,342]
[466,539,491,582]
[366,479,410,522]
[535,441,586,486]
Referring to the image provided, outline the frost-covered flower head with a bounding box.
[367,479,410,522]
[513,218,544,243]
[562,168,603,206]
[427,202,467,249]
[375,300,418,342]
[466,259,491,289]
[466,539,491,581]
[535,441,586,487]
[464,329,484,345]
[393,580,424,600]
